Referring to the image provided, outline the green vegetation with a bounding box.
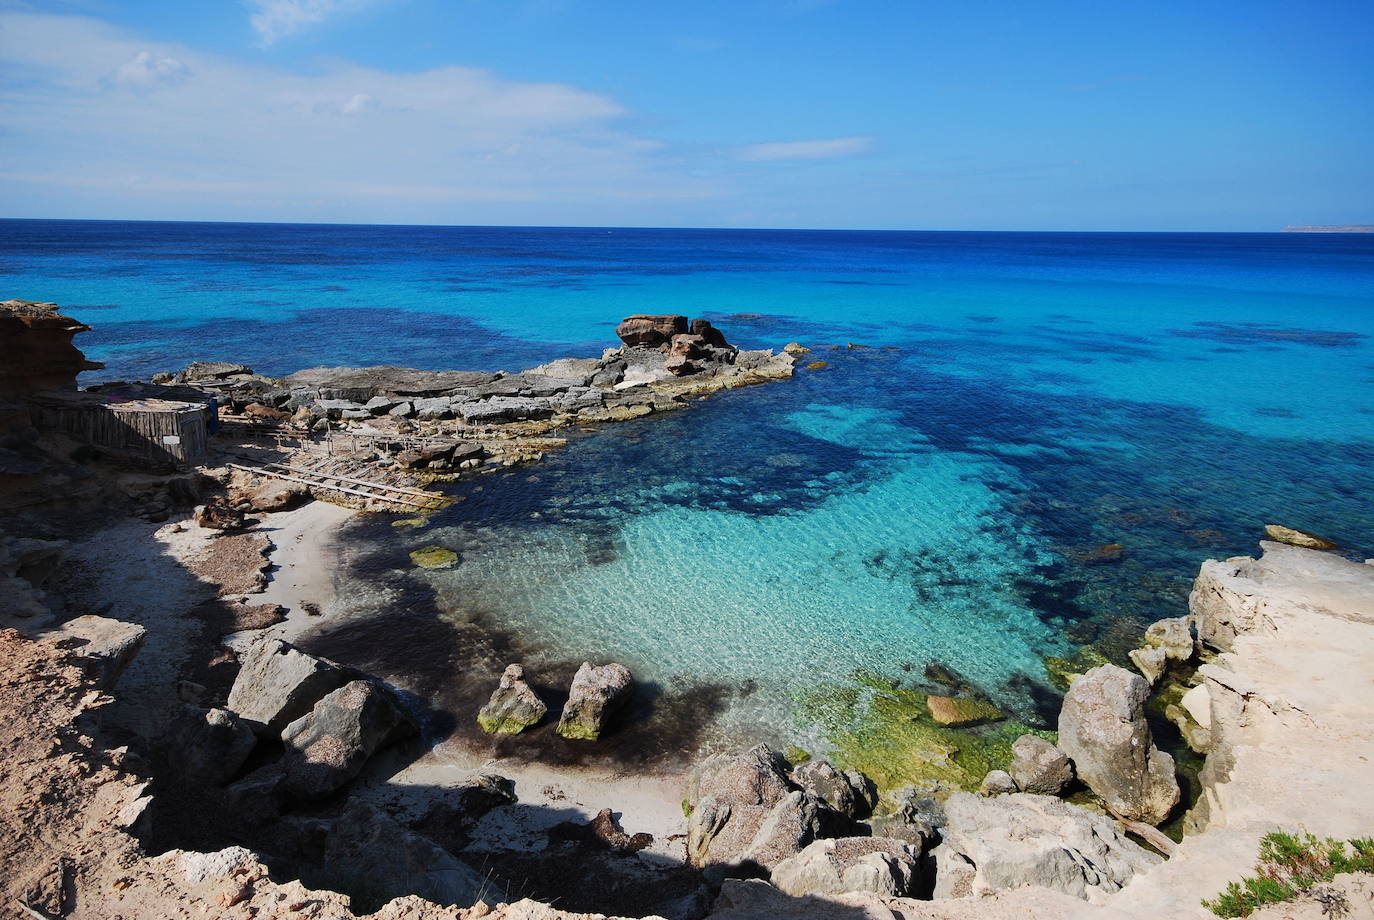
[681,799,694,818]
[783,744,811,766]
[1202,831,1374,917]
[793,669,1053,794]
[1042,646,1110,690]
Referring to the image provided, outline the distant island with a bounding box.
[1283,224,1374,233]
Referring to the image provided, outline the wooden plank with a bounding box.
[227,463,445,510]
[262,461,444,500]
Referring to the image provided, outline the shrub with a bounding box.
[1202,831,1374,917]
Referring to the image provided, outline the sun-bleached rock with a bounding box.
[769,837,919,898]
[1009,734,1073,796]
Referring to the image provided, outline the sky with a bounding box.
[0,0,1371,230]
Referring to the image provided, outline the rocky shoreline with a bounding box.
[2,300,1373,919]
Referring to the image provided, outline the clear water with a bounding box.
[6,219,1373,759]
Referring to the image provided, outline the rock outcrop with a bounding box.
[477,663,548,735]
[42,614,147,690]
[0,299,103,396]
[555,661,633,740]
[789,759,876,819]
[615,314,690,348]
[1262,523,1338,550]
[933,792,1160,901]
[1057,664,1179,825]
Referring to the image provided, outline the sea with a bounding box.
[5,219,1373,772]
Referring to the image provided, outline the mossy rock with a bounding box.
[477,712,539,735]
[1043,646,1110,690]
[410,546,458,569]
[392,516,431,530]
[783,745,812,766]
[555,719,600,741]
[793,670,1053,796]
[926,695,1004,727]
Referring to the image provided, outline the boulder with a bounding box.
[280,679,416,800]
[244,480,310,513]
[555,661,633,740]
[770,837,919,898]
[314,801,490,911]
[686,745,795,870]
[476,663,548,735]
[1263,523,1337,550]
[867,788,945,849]
[226,638,360,735]
[1143,616,1195,662]
[933,792,1160,900]
[670,333,708,359]
[782,342,811,355]
[1057,664,1179,825]
[166,707,257,786]
[790,759,876,819]
[1009,734,1073,796]
[616,314,688,349]
[1128,645,1168,685]
[47,615,147,690]
[690,318,730,348]
[738,790,828,873]
[978,770,1017,796]
[925,695,1003,727]
[195,499,247,531]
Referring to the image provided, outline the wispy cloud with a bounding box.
[0,12,715,222]
[736,135,873,162]
[247,0,373,47]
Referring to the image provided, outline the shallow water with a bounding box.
[6,220,1373,765]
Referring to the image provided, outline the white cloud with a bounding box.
[112,50,190,88]
[0,12,714,223]
[247,0,372,47]
[737,135,873,162]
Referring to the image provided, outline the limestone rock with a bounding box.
[555,661,632,740]
[166,707,257,786]
[686,745,795,870]
[1128,644,1168,685]
[782,342,812,355]
[47,615,147,690]
[926,694,1003,727]
[738,790,827,873]
[1180,682,1211,728]
[790,759,877,819]
[770,837,919,898]
[226,638,360,734]
[867,788,946,849]
[933,791,1160,900]
[1009,734,1073,796]
[1264,524,1338,550]
[1144,616,1195,662]
[477,663,548,735]
[280,679,416,800]
[979,770,1017,796]
[245,480,310,513]
[1057,664,1179,825]
[616,314,688,349]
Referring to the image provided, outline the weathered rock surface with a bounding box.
[165,706,257,786]
[1127,644,1168,685]
[226,638,360,734]
[1057,664,1179,825]
[789,759,876,819]
[933,792,1160,901]
[47,614,147,690]
[195,498,247,531]
[1009,734,1073,796]
[616,314,689,348]
[0,299,103,395]
[280,679,416,799]
[769,837,919,898]
[555,661,632,740]
[243,480,311,512]
[737,789,828,873]
[978,770,1017,796]
[1143,616,1195,662]
[686,745,796,871]
[866,788,945,849]
[1263,523,1338,550]
[477,663,548,735]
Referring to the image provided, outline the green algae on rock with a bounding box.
[793,670,1053,796]
[1043,646,1110,690]
[410,546,458,568]
[926,695,1004,727]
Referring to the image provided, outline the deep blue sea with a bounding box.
[6,218,1373,763]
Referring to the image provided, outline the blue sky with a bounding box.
[1,0,1371,229]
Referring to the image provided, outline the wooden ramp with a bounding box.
[228,458,452,512]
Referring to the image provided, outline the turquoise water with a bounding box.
[5,220,1373,759]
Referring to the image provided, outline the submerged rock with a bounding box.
[1263,523,1338,550]
[925,694,1003,727]
[409,546,458,569]
[476,663,548,735]
[555,661,633,740]
[1008,734,1073,796]
[769,837,919,898]
[1057,664,1180,825]
[933,792,1160,900]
